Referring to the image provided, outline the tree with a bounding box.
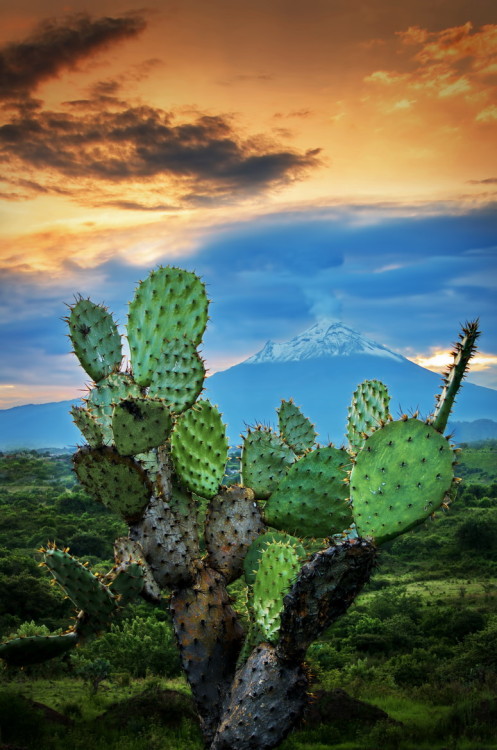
[0,267,479,750]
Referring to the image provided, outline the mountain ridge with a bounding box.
[245,321,406,364]
[1,320,496,448]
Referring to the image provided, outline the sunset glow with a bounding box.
[0,1,496,409]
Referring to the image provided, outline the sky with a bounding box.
[1,0,496,409]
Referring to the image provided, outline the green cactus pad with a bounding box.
[70,406,104,447]
[277,399,317,455]
[347,379,391,452]
[73,446,153,522]
[350,418,456,544]
[127,266,209,386]
[67,298,122,383]
[0,631,79,666]
[263,446,353,538]
[243,531,306,586]
[252,542,301,643]
[241,427,295,499]
[205,485,264,583]
[109,561,145,605]
[86,373,141,445]
[44,548,116,627]
[431,320,480,433]
[171,400,228,498]
[148,338,205,413]
[112,396,173,455]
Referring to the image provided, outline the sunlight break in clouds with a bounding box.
[412,349,497,373]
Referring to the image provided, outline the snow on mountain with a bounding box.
[245,321,406,364]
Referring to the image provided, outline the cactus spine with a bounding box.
[0,265,480,750]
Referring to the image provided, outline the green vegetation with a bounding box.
[0,444,496,748]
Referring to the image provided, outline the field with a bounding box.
[0,443,496,749]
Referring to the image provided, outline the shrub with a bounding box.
[74,616,181,678]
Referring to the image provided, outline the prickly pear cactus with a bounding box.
[1,264,480,750]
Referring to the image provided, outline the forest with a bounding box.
[0,442,496,750]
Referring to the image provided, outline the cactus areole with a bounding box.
[0,265,480,750]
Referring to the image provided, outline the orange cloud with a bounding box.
[366,22,497,103]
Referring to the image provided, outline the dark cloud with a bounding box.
[0,105,321,201]
[0,13,146,101]
[468,177,497,185]
[100,200,177,211]
[218,73,272,86]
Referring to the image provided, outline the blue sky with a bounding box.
[1,201,496,409]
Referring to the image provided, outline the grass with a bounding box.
[458,446,497,484]
[0,675,204,750]
[358,576,497,608]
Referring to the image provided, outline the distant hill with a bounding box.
[1,321,496,449]
[205,322,497,445]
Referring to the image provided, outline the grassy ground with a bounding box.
[458,445,497,484]
[2,671,497,750]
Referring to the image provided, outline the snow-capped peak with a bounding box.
[244,320,406,364]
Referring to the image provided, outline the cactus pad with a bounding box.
[347,379,391,452]
[243,531,306,586]
[277,399,317,455]
[171,400,228,498]
[67,298,122,382]
[86,373,141,445]
[0,632,78,666]
[73,446,153,522]
[128,266,209,386]
[241,427,295,499]
[112,397,173,455]
[70,406,104,447]
[109,561,145,605]
[263,446,353,537]
[252,541,301,643]
[44,547,116,630]
[147,338,205,413]
[350,418,455,544]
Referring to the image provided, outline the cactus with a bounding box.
[0,264,480,750]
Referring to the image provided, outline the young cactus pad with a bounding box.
[67,298,122,383]
[277,399,317,455]
[347,379,391,452]
[350,418,456,545]
[241,427,295,499]
[127,266,209,386]
[170,400,229,498]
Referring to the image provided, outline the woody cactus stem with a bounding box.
[430,320,480,434]
[0,266,480,750]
